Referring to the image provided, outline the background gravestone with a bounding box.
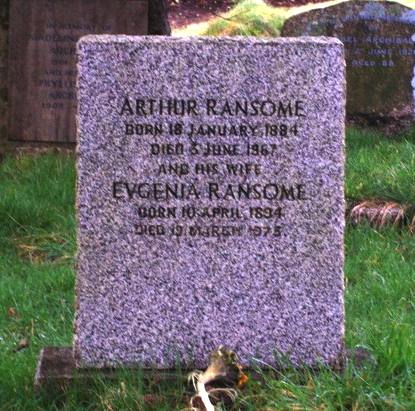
[8,0,147,144]
[0,1,8,155]
[282,0,415,133]
[5,0,169,147]
[75,36,345,368]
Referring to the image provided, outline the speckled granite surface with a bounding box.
[75,36,345,369]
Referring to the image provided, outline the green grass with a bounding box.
[2,0,415,408]
[0,155,76,409]
[0,129,414,409]
[203,0,285,37]
[175,0,415,37]
[175,0,287,37]
[346,128,415,204]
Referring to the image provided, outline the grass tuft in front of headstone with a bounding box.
[69,371,189,411]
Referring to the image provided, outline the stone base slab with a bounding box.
[34,346,372,394]
[34,347,191,395]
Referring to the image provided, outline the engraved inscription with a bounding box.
[110,97,308,238]
[8,0,148,142]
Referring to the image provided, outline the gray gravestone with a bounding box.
[282,0,415,132]
[8,0,148,144]
[75,36,345,369]
[0,1,8,154]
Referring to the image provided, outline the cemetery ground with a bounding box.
[173,0,415,36]
[0,128,414,410]
[1,0,415,409]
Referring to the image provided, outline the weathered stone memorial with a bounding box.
[7,0,149,144]
[72,36,346,371]
[0,2,8,154]
[282,0,415,131]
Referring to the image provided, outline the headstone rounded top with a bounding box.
[282,0,414,35]
[282,0,415,129]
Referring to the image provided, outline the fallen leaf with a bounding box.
[143,394,161,406]
[281,389,297,399]
[7,308,15,317]
[306,377,315,390]
[14,338,29,352]
[237,372,249,388]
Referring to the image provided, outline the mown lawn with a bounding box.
[346,129,415,204]
[174,0,415,37]
[0,129,414,410]
[2,0,415,409]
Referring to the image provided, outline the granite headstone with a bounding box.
[282,0,415,130]
[75,36,345,369]
[8,0,148,144]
